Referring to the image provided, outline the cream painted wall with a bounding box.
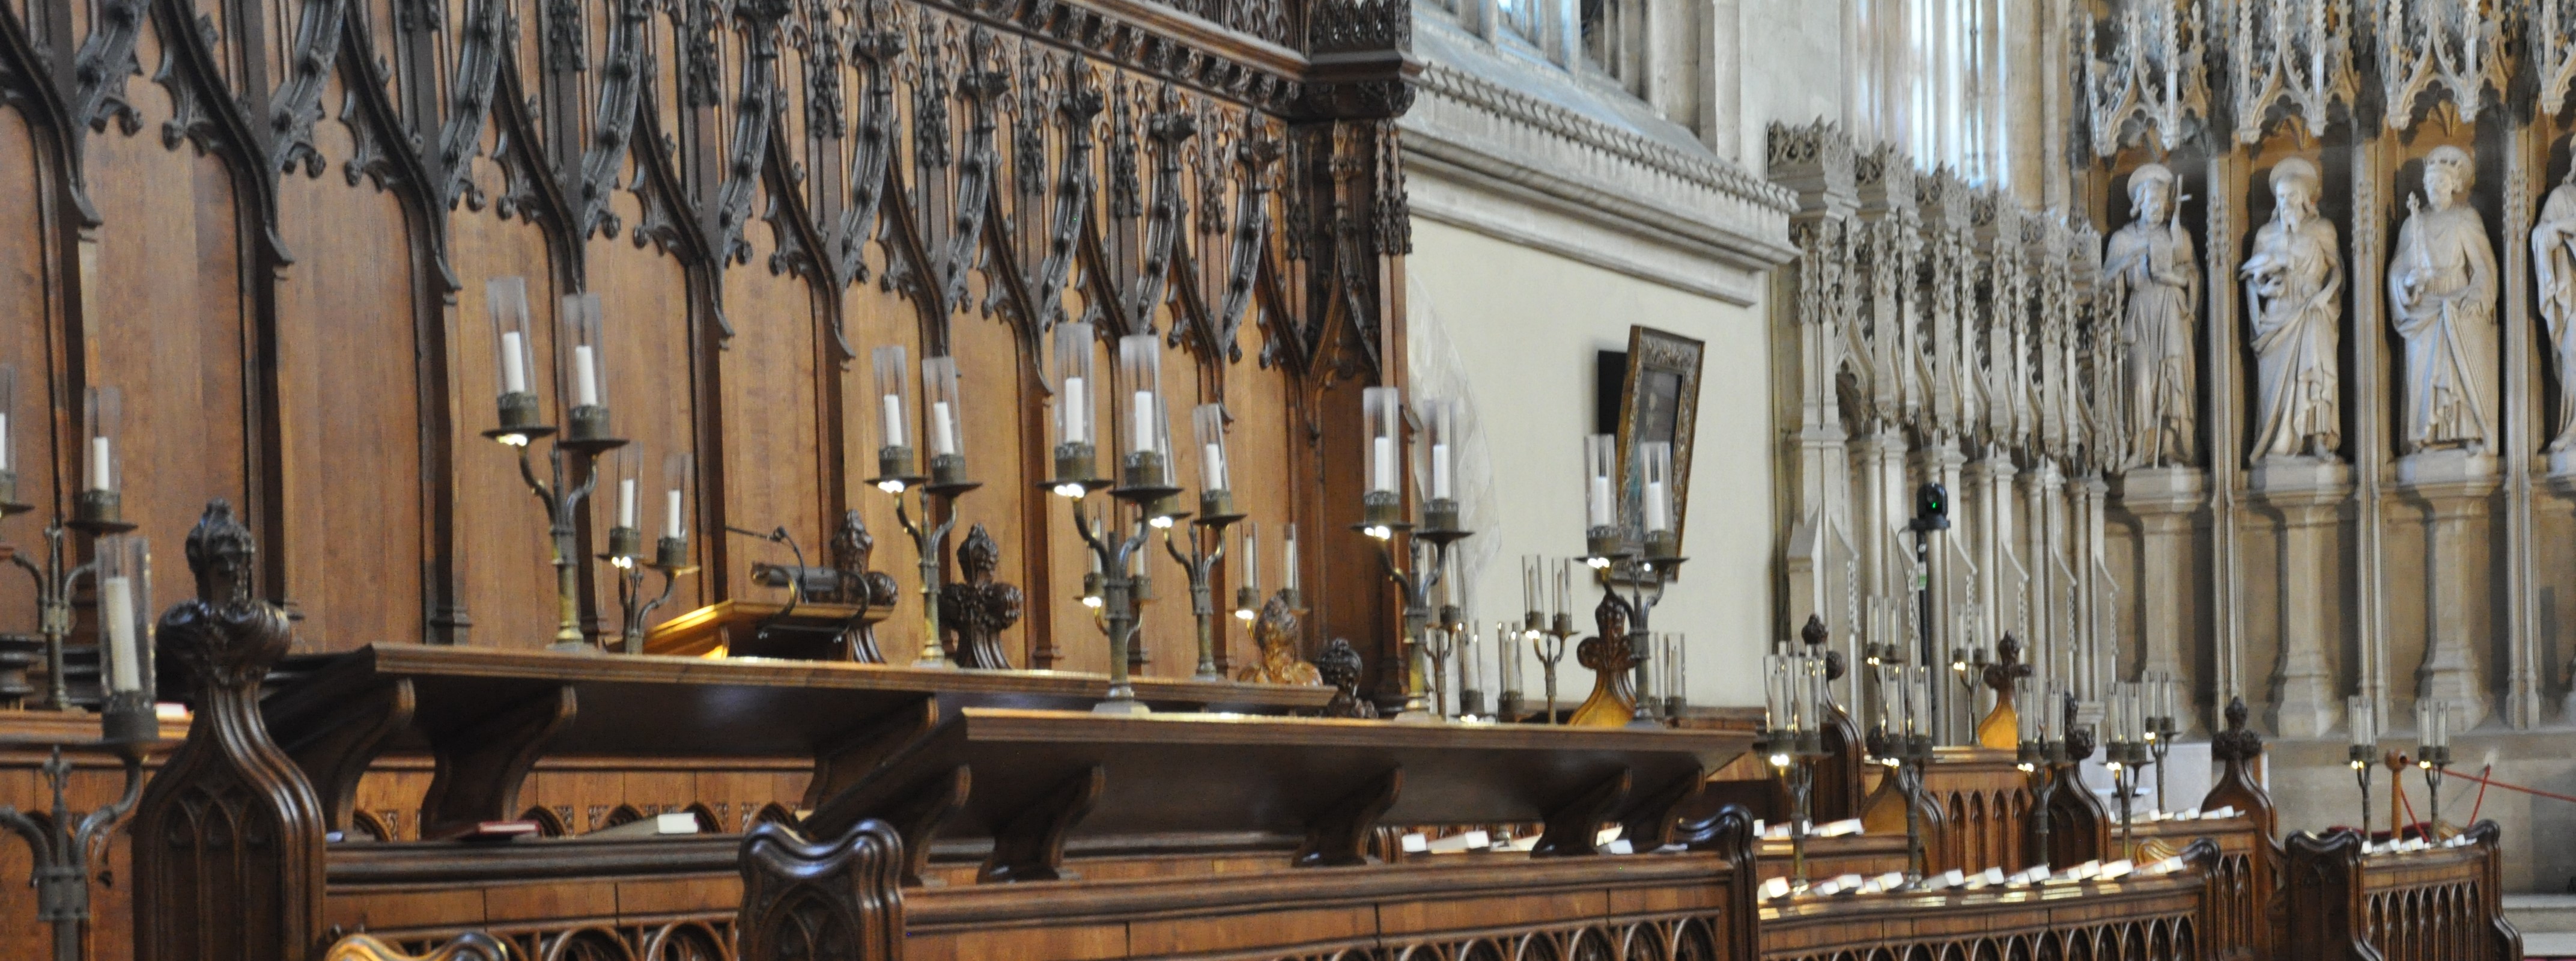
[1408,218,1776,709]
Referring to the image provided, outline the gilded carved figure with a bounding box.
[2240,157,2343,462]
[2104,163,2201,468]
[1236,595,1321,685]
[2389,145,2497,456]
[2530,164,2576,453]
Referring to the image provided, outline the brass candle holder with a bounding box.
[1532,611,1571,724]
[1165,508,1244,682]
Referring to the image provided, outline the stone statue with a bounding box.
[1235,594,1320,685]
[2389,145,2497,456]
[2530,165,2576,454]
[2240,157,2343,462]
[2103,163,2200,468]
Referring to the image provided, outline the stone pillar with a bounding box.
[2073,473,2110,700]
[2396,455,2499,730]
[2019,458,2067,688]
[2113,467,2202,730]
[2252,459,2353,738]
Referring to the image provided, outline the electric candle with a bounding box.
[84,386,120,495]
[574,345,600,406]
[502,332,529,393]
[881,394,906,447]
[1192,403,1230,493]
[931,401,956,456]
[1239,523,1259,591]
[1363,386,1400,495]
[665,490,683,538]
[101,570,138,694]
[619,477,639,528]
[1282,523,1299,593]
[661,451,693,548]
[872,345,909,450]
[1063,377,1088,441]
[1132,392,1157,454]
[1583,434,1615,528]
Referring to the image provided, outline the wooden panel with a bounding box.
[273,72,426,650]
[0,106,52,627]
[947,307,1033,665]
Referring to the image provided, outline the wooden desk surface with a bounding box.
[829,707,1751,843]
[266,644,1334,758]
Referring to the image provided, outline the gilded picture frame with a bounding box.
[1612,325,1704,567]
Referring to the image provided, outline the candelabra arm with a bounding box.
[515,443,553,507]
[73,748,144,859]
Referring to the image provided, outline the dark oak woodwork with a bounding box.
[418,683,577,837]
[132,502,329,961]
[1532,770,1629,858]
[978,763,1106,883]
[265,674,415,835]
[737,820,904,961]
[1289,765,1399,868]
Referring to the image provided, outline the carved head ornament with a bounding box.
[2126,163,2177,220]
[955,523,1000,583]
[830,510,875,573]
[1316,637,1363,692]
[185,499,258,606]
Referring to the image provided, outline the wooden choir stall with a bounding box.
[0,0,2542,946]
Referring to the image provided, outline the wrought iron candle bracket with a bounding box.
[882,477,980,670]
[1531,612,1572,725]
[2419,743,2453,837]
[0,733,150,961]
[2350,744,2377,842]
[491,425,627,651]
[2147,715,2176,811]
[1163,509,1241,682]
[1359,521,1471,722]
[1763,727,1832,888]
[1419,608,1456,719]
[2107,737,2149,861]
[2,505,138,709]
[2018,738,2068,874]
[604,549,697,655]
[1602,551,1684,730]
[1065,482,1172,713]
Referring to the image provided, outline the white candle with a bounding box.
[573,344,600,406]
[1201,442,1226,490]
[1283,530,1299,590]
[500,331,529,394]
[1131,391,1157,454]
[0,411,11,471]
[1063,376,1088,443]
[664,489,684,538]
[1431,443,1452,499]
[931,401,957,456]
[1371,436,1396,492]
[102,575,139,694]
[90,436,112,492]
[1644,480,1668,531]
[618,478,638,528]
[880,394,905,447]
[1587,475,1612,526]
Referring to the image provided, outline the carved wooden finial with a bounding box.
[2213,695,2263,763]
[830,509,875,575]
[1800,613,1828,648]
[939,524,1023,670]
[1316,638,1376,719]
[184,498,258,606]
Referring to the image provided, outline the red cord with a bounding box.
[2468,764,2491,823]
[2451,769,2576,807]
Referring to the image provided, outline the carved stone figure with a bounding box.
[938,525,1024,670]
[1235,594,1320,686]
[1316,638,1377,719]
[2389,145,2497,456]
[2104,163,2201,468]
[2530,165,2576,454]
[2240,157,2343,462]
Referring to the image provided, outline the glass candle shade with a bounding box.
[559,292,612,441]
[1191,403,1232,517]
[922,355,967,484]
[1582,433,1618,560]
[2348,695,2374,749]
[1361,386,1401,530]
[872,345,914,484]
[96,534,155,742]
[76,385,123,525]
[487,277,542,432]
[606,443,644,563]
[1418,397,1458,532]
[1233,522,1260,618]
[657,451,694,567]
[0,362,16,505]
[1116,334,1169,488]
[1051,321,1098,487]
[1639,441,1676,558]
